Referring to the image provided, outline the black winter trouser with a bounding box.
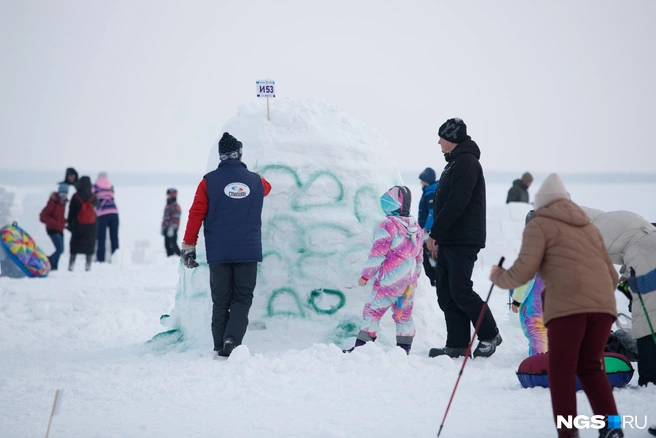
[209,262,258,350]
[164,232,181,256]
[436,244,498,348]
[637,334,656,386]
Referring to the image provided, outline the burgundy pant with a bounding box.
[547,313,618,436]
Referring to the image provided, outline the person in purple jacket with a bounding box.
[93,171,119,262]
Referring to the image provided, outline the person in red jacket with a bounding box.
[39,183,69,270]
[181,132,272,357]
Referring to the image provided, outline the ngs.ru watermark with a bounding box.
[557,415,648,430]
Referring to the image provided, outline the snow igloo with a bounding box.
[152,98,440,352]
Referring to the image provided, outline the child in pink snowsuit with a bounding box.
[345,186,424,354]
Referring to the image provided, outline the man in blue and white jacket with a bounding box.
[417,167,439,286]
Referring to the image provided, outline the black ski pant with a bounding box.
[209,262,257,351]
[637,334,656,386]
[164,232,181,256]
[422,242,438,286]
[436,244,498,348]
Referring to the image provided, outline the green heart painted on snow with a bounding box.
[260,165,345,211]
[308,288,346,315]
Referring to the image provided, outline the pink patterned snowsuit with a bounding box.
[359,215,424,343]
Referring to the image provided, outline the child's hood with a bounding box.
[94,176,112,189]
[50,192,67,204]
[389,216,421,242]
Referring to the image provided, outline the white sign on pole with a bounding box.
[256,80,275,98]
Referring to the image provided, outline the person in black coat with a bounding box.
[60,167,79,190]
[426,118,501,359]
[67,176,98,271]
[506,172,533,203]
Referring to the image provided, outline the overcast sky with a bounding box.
[1,0,655,176]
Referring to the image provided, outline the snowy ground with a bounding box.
[1,181,655,437]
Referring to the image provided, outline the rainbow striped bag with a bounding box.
[0,222,51,277]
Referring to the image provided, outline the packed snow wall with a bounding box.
[152,99,448,351]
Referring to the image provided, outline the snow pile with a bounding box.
[154,99,445,352]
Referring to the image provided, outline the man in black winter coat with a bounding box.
[506,172,533,203]
[426,118,501,359]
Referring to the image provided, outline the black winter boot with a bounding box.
[218,337,237,357]
[68,254,76,272]
[85,255,92,272]
[429,346,469,358]
[473,332,503,358]
[599,418,624,438]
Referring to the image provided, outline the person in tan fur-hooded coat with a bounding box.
[490,173,621,438]
[579,205,656,388]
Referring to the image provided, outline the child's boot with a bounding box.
[343,331,375,353]
[396,336,412,355]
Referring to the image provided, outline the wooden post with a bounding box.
[267,97,270,121]
[45,389,59,438]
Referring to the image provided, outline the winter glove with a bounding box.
[181,246,199,269]
[617,280,633,312]
[166,227,175,238]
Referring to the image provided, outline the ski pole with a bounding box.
[630,268,656,345]
[437,256,505,437]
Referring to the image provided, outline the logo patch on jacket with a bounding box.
[224,182,251,199]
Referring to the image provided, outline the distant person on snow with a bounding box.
[426,118,502,359]
[506,172,533,204]
[490,174,622,438]
[509,210,548,356]
[180,132,271,358]
[580,206,656,388]
[417,167,439,286]
[93,172,119,262]
[162,188,181,257]
[67,176,98,272]
[39,183,69,270]
[60,167,79,192]
[344,186,423,355]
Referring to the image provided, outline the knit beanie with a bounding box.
[534,173,569,210]
[218,132,243,161]
[98,171,108,179]
[57,183,69,195]
[438,118,467,144]
[419,167,436,184]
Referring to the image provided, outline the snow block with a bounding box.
[517,352,633,390]
[151,98,443,352]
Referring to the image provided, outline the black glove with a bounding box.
[617,280,633,312]
[181,246,199,269]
